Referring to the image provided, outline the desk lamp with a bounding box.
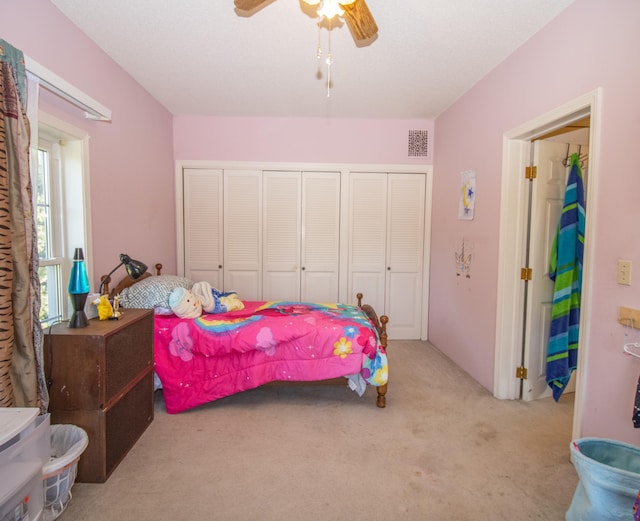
[98,254,148,296]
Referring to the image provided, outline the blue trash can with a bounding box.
[567,438,640,520]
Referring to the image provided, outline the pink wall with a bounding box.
[2,0,177,286]
[174,115,434,165]
[431,0,640,441]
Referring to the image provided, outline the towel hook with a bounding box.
[562,143,572,167]
[561,144,589,168]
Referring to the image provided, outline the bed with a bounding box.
[102,265,389,414]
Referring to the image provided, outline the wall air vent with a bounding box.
[408,130,429,157]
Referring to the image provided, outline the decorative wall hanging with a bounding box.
[458,170,476,220]
[455,237,472,278]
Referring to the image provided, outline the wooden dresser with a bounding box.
[45,308,154,483]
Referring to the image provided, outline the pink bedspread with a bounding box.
[154,301,388,413]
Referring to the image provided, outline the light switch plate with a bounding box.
[618,259,632,285]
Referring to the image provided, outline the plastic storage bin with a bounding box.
[42,424,89,521]
[567,437,640,521]
[0,408,50,521]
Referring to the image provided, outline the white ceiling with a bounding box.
[50,0,575,119]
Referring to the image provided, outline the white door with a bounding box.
[262,172,301,301]
[386,174,425,339]
[522,141,567,400]
[348,172,425,339]
[523,140,587,400]
[348,173,387,314]
[224,170,262,300]
[262,171,341,302]
[183,168,223,287]
[301,172,340,302]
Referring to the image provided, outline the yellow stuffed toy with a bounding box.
[96,294,114,320]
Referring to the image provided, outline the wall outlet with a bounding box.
[618,259,632,285]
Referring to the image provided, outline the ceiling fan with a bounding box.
[234,0,379,42]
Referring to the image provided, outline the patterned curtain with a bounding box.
[0,40,47,410]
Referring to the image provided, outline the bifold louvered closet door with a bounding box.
[182,168,263,298]
[348,172,426,339]
[223,170,263,300]
[262,171,340,302]
[183,168,223,287]
[182,168,340,302]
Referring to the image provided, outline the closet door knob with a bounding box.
[387,267,391,271]
[301,267,306,271]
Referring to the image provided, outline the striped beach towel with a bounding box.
[546,153,585,401]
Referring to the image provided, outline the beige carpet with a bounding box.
[59,341,577,520]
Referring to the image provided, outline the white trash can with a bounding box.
[42,424,89,521]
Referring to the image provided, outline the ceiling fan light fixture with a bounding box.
[338,0,357,5]
[317,0,344,19]
[302,0,321,4]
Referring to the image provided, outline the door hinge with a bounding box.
[525,166,537,179]
[516,366,528,380]
[520,267,532,280]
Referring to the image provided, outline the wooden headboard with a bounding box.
[101,262,163,297]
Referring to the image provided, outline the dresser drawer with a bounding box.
[104,313,153,404]
[46,309,153,410]
[51,369,154,483]
[105,369,154,475]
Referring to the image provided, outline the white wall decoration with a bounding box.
[458,170,476,220]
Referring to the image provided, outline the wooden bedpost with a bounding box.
[356,293,389,408]
[379,315,388,349]
[100,275,111,296]
[376,315,389,408]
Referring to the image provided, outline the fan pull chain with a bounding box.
[315,19,334,98]
[326,19,332,97]
[316,24,323,60]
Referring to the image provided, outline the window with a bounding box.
[36,140,64,327]
[35,115,90,327]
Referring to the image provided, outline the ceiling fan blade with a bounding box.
[234,0,269,11]
[340,0,378,41]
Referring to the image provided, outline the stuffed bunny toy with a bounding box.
[169,287,203,319]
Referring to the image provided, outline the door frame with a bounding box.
[493,88,602,440]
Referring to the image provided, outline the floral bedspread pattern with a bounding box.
[154,301,388,413]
